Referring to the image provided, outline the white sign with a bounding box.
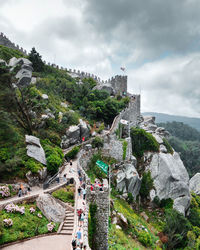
[120,119,129,125]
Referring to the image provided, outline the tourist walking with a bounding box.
[71,238,76,250]
[78,169,81,177]
[78,186,82,197]
[80,213,85,227]
[18,187,22,197]
[63,174,67,182]
[76,228,82,241]
[82,188,86,200]
[70,160,73,166]
[79,176,83,185]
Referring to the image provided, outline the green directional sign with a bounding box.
[96,160,108,174]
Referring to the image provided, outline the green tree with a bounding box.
[28,47,44,72]
[163,209,191,249]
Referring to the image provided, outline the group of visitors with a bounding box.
[18,184,31,197]
[77,207,85,227]
[78,185,87,200]
[72,233,87,249]
[90,179,104,191]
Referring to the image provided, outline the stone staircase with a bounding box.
[59,209,74,235]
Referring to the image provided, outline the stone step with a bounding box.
[59,231,72,235]
[65,213,74,216]
[62,226,73,230]
[64,222,74,225]
[65,218,74,221]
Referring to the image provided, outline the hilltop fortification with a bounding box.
[0,32,27,55]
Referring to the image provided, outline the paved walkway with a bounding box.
[1,159,86,250]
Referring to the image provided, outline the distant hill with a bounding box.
[142,112,200,131]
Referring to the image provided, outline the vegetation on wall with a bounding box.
[162,138,173,154]
[122,140,128,160]
[130,128,159,159]
[91,136,104,149]
[88,203,97,249]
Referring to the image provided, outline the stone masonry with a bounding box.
[77,149,109,250]
[87,184,109,250]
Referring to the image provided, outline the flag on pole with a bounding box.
[96,160,108,174]
[120,67,125,72]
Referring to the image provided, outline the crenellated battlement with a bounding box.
[0,33,128,95]
[0,32,28,55]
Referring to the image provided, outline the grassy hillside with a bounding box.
[142,112,200,131]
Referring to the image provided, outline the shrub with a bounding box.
[160,198,173,209]
[91,136,104,149]
[187,230,196,249]
[26,159,43,174]
[97,122,105,133]
[163,138,173,154]
[188,207,200,227]
[138,230,153,247]
[0,148,9,162]
[122,140,128,160]
[163,209,191,249]
[193,226,200,238]
[139,171,154,199]
[46,154,62,174]
[52,186,74,205]
[61,111,79,126]
[130,128,159,158]
[65,146,81,160]
[127,193,134,204]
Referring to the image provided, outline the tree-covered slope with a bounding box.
[0,45,129,181]
[157,121,200,177]
[143,112,200,132]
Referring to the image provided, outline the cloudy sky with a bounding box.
[1,0,200,118]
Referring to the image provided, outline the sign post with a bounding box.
[96,160,110,216]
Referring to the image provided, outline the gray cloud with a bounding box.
[84,0,200,59]
[0,0,200,117]
[129,54,200,117]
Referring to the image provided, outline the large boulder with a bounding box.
[115,163,141,199]
[79,119,90,139]
[0,59,7,66]
[25,135,47,165]
[9,57,33,87]
[146,152,190,215]
[61,125,80,148]
[36,194,65,222]
[9,57,32,68]
[16,67,32,87]
[189,173,200,195]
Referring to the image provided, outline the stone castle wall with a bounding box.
[77,149,109,250]
[122,94,141,127]
[0,32,28,55]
